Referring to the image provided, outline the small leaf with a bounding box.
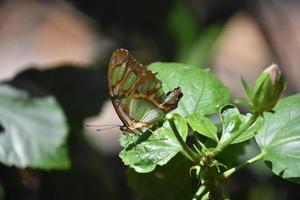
[219,105,263,144]
[187,112,218,141]
[119,114,188,173]
[0,84,70,169]
[149,63,230,117]
[234,116,263,144]
[256,94,300,183]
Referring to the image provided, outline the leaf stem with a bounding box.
[167,117,199,163]
[221,151,265,179]
[193,185,207,200]
[212,113,259,157]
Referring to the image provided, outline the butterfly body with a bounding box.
[108,49,182,134]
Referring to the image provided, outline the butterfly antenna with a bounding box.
[96,126,121,132]
[85,124,120,127]
[85,124,122,133]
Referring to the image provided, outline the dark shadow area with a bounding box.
[0,164,24,200]
[0,123,4,133]
[10,65,108,122]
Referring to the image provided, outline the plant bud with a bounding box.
[249,64,284,113]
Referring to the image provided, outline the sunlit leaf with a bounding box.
[219,105,263,144]
[149,63,230,117]
[119,114,187,173]
[187,112,218,141]
[0,84,70,169]
[256,94,300,183]
[120,63,230,173]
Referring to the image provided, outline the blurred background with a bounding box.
[0,0,299,199]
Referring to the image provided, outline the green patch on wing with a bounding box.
[112,63,127,86]
[130,99,165,124]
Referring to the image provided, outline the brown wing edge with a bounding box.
[108,49,150,132]
[162,87,183,112]
[108,48,129,96]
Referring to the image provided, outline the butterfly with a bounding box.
[108,49,183,134]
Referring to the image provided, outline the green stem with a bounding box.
[193,185,207,200]
[213,113,259,157]
[167,117,199,163]
[221,151,265,179]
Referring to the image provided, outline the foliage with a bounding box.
[120,63,230,173]
[149,62,230,116]
[256,94,300,183]
[118,62,299,199]
[119,114,188,173]
[0,56,297,200]
[219,104,263,144]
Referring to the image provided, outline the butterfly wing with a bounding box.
[108,49,182,133]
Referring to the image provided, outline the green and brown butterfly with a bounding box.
[108,49,183,134]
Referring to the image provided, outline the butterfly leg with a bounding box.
[142,127,168,142]
[119,126,140,149]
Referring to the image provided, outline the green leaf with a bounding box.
[127,154,196,200]
[149,63,230,117]
[220,105,263,144]
[119,114,188,173]
[255,94,300,183]
[187,112,218,141]
[0,84,70,169]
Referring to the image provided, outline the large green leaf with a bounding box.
[127,154,195,200]
[0,84,70,169]
[120,63,230,173]
[119,114,187,173]
[219,105,263,144]
[256,94,300,183]
[149,63,230,117]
